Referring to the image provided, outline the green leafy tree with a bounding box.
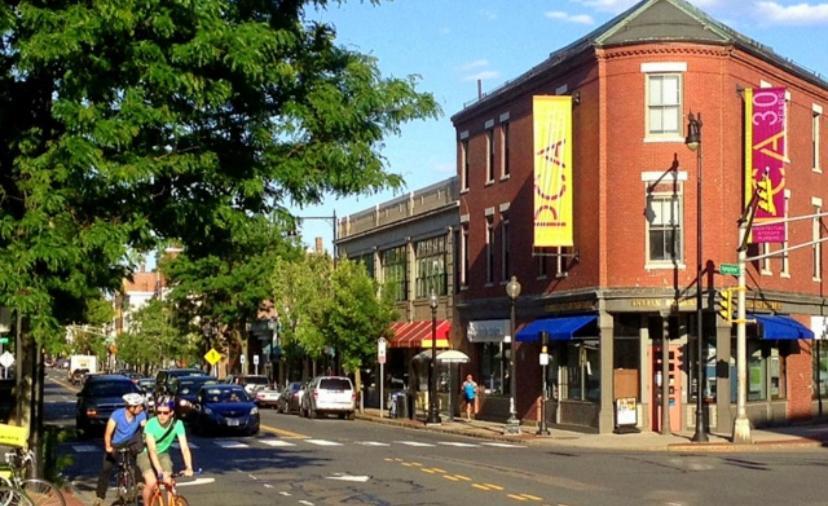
[0,0,437,448]
[322,258,396,395]
[117,298,197,372]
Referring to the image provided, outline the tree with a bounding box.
[322,258,396,399]
[0,0,438,452]
[117,298,197,373]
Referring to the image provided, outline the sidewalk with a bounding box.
[355,408,828,452]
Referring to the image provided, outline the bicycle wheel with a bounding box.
[0,486,34,506]
[19,479,65,506]
[173,496,189,506]
[147,489,166,506]
[118,469,139,506]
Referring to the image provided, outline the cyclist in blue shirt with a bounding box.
[92,393,147,506]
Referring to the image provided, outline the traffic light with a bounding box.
[717,288,733,322]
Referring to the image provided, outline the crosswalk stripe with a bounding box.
[172,442,199,449]
[438,442,480,447]
[481,442,526,448]
[260,439,296,447]
[305,439,342,446]
[396,441,435,447]
[357,441,390,446]
[215,440,249,449]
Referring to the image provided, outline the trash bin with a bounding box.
[390,391,409,419]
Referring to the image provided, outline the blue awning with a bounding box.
[515,315,598,342]
[751,314,814,340]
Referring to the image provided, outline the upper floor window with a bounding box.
[814,106,823,172]
[500,216,510,281]
[486,129,495,183]
[501,122,510,178]
[781,189,790,276]
[461,224,469,288]
[460,138,469,191]
[646,74,682,138]
[813,198,823,281]
[353,253,375,279]
[381,245,408,302]
[554,247,570,277]
[486,217,495,284]
[646,190,683,265]
[415,236,447,297]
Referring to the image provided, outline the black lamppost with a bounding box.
[686,111,708,443]
[505,276,521,434]
[426,290,441,424]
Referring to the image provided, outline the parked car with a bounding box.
[237,375,269,395]
[155,368,206,396]
[173,376,218,422]
[254,384,281,408]
[69,368,89,386]
[194,384,259,436]
[75,375,141,436]
[300,376,356,420]
[276,381,304,414]
[136,377,156,394]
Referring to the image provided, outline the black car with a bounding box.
[172,376,218,422]
[155,368,206,397]
[194,385,259,436]
[76,375,141,436]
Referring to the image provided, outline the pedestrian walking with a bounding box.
[461,374,478,421]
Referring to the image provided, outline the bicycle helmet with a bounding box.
[122,393,144,407]
[155,395,175,410]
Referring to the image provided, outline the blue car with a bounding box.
[195,384,259,436]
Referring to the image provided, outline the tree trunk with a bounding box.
[354,368,363,413]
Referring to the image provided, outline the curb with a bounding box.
[668,438,824,452]
[354,414,531,443]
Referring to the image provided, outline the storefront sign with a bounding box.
[745,299,781,312]
[543,300,595,313]
[467,319,509,343]
[615,397,637,427]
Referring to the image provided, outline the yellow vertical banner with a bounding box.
[744,87,753,211]
[533,96,573,247]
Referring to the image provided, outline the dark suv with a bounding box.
[155,368,206,397]
[76,375,141,435]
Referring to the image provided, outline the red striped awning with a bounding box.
[389,320,451,349]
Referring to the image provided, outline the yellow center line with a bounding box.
[383,458,393,462]
[49,376,79,393]
[483,483,504,491]
[420,468,436,474]
[431,468,446,473]
[259,423,308,439]
[402,463,414,467]
[472,484,492,491]
[409,462,423,467]
[507,494,528,501]
[442,475,460,482]
[393,458,404,462]
[454,475,472,481]
[518,494,542,501]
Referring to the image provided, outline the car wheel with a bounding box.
[347,411,355,421]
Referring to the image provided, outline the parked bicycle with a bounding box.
[147,469,201,506]
[0,484,33,506]
[0,447,65,506]
[114,447,139,506]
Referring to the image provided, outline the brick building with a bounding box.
[451,0,828,434]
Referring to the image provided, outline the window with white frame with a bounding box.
[460,224,469,288]
[814,106,822,172]
[381,245,408,302]
[646,74,682,137]
[646,190,683,264]
[814,198,823,281]
[486,217,494,284]
[761,242,772,275]
[555,247,570,277]
[415,236,447,298]
[500,215,510,281]
[501,122,510,178]
[460,139,469,191]
[486,129,494,183]
[782,190,790,276]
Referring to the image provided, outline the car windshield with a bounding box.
[319,378,351,391]
[244,376,268,385]
[85,381,137,397]
[288,382,302,392]
[203,388,250,403]
[177,378,216,395]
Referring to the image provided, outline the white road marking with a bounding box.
[279,491,291,496]
[72,444,99,453]
[172,442,199,449]
[299,500,314,505]
[305,439,342,446]
[481,442,527,448]
[260,439,296,447]
[176,477,215,487]
[249,474,258,480]
[396,441,435,447]
[264,484,274,489]
[326,473,370,482]
[438,442,480,447]
[356,441,390,446]
[215,440,249,449]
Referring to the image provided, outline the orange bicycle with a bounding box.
[147,470,199,506]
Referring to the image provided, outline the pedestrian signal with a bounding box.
[717,288,733,322]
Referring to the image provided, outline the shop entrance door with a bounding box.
[651,343,683,433]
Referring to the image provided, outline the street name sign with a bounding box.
[204,348,221,365]
[0,337,8,345]
[720,263,741,275]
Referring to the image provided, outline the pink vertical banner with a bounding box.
[748,87,787,243]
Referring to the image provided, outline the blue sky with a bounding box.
[293,0,828,252]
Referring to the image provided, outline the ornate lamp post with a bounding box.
[426,291,441,424]
[686,111,708,443]
[505,276,521,434]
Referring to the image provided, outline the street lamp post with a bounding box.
[505,276,521,434]
[686,111,708,443]
[427,291,441,424]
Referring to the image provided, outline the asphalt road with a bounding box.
[44,369,828,505]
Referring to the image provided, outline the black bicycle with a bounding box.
[114,447,139,506]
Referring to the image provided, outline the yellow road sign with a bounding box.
[204,348,222,365]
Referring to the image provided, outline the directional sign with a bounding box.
[253,355,259,366]
[0,337,8,345]
[719,263,741,275]
[0,351,14,368]
[377,337,387,365]
[204,348,221,366]
[240,354,246,364]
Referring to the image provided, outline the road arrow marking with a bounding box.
[326,473,370,483]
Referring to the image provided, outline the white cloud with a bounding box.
[755,1,828,24]
[545,10,595,24]
[463,70,501,82]
[571,0,719,13]
[460,59,490,71]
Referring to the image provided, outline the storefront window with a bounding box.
[748,345,766,401]
[381,245,407,302]
[814,341,828,398]
[415,236,447,297]
[565,342,600,402]
[729,340,786,402]
[479,342,505,394]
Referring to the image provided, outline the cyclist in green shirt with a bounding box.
[137,396,194,505]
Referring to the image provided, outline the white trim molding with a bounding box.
[484,119,494,129]
[814,104,824,115]
[499,112,510,122]
[484,207,495,217]
[640,62,687,73]
[459,130,469,140]
[641,170,688,182]
[499,202,510,213]
[555,84,569,95]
